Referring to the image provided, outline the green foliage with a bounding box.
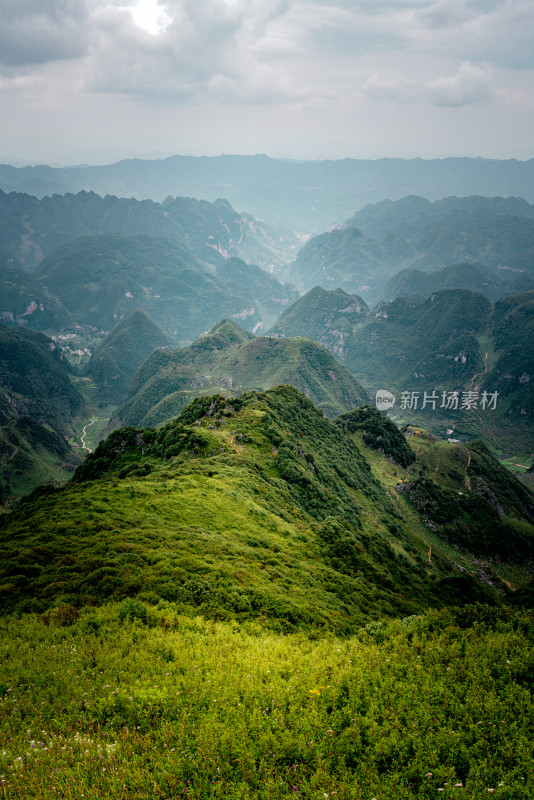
[85,308,176,403]
[336,404,416,467]
[1,386,533,632]
[0,605,533,799]
[116,322,369,428]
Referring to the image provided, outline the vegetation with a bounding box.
[85,309,177,403]
[0,604,533,799]
[115,321,370,427]
[2,386,532,625]
[0,385,533,798]
[335,405,416,468]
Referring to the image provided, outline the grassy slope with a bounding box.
[0,605,533,800]
[85,309,177,403]
[2,387,532,628]
[117,322,370,427]
[1,389,534,799]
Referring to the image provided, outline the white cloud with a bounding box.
[0,0,533,163]
[363,62,494,107]
[425,61,493,106]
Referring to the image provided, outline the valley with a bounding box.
[1,158,533,800]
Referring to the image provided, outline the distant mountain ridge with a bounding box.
[289,195,534,301]
[0,189,297,273]
[2,155,534,231]
[269,286,534,457]
[2,233,298,343]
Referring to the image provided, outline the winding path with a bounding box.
[81,419,97,453]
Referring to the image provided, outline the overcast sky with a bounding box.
[1,0,533,164]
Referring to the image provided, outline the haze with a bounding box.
[1,0,533,165]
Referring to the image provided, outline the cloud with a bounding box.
[0,0,89,67]
[425,61,494,106]
[0,0,531,111]
[363,62,494,107]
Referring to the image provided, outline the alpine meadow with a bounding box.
[2,1,534,797]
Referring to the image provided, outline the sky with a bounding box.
[0,0,533,164]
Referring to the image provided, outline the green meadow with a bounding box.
[1,604,533,800]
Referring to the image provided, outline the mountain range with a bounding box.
[269,287,534,459]
[1,232,298,343]
[0,189,297,273]
[2,155,534,231]
[289,195,534,302]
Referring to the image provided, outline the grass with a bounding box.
[0,604,533,800]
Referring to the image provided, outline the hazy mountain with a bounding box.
[31,233,293,342]
[1,386,532,622]
[378,262,534,304]
[215,257,299,332]
[0,324,85,501]
[289,226,388,298]
[289,195,534,301]
[268,286,368,358]
[84,309,177,403]
[0,268,73,330]
[115,319,371,427]
[2,155,534,231]
[270,288,534,457]
[0,189,297,273]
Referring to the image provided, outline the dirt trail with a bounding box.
[81,419,97,453]
[464,451,471,491]
[496,573,516,592]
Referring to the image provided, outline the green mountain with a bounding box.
[31,233,272,341]
[115,319,370,427]
[378,262,534,304]
[0,323,84,431]
[0,415,79,504]
[344,290,493,389]
[1,387,533,799]
[85,309,177,403]
[0,267,73,329]
[289,226,388,298]
[1,387,532,623]
[289,195,534,302]
[270,288,534,459]
[0,189,297,273]
[215,257,299,332]
[0,324,86,502]
[268,286,369,358]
